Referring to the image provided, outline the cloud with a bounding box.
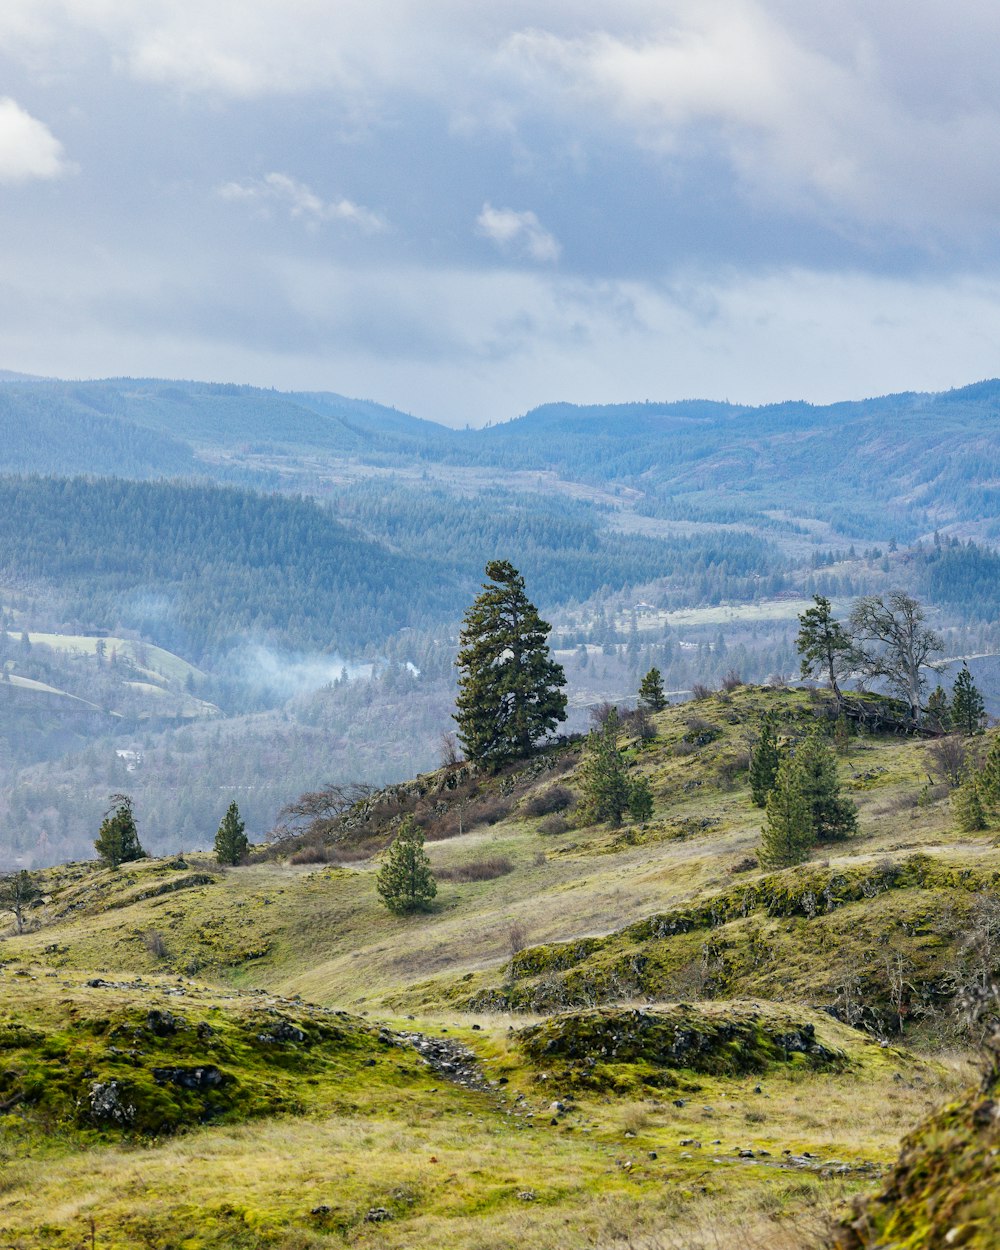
[0,97,69,182]
[217,173,386,233]
[498,5,1000,244]
[476,203,560,263]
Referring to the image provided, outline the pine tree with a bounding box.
[795,595,853,705]
[94,794,145,868]
[749,714,780,807]
[577,710,633,826]
[759,758,814,868]
[926,685,951,733]
[376,816,437,914]
[953,772,988,832]
[978,735,1000,808]
[950,665,986,736]
[794,730,858,843]
[454,561,567,770]
[638,667,667,712]
[214,800,249,866]
[627,775,655,823]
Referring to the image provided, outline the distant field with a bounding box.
[25,632,203,682]
[3,672,101,709]
[630,597,818,630]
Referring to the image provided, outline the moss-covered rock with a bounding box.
[517,1002,847,1092]
[832,1056,1000,1249]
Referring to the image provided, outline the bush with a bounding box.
[718,751,751,790]
[621,705,656,741]
[690,683,712,701]
[720,670,744,692]
[538,814,570,836]
[589,701,621,727]
[729,855,759,874]
[435,856,514,882]
[522,786,574,817]
[289,844,331,865]
[465,795,512,829]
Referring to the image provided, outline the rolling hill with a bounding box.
[2,687,998,1248]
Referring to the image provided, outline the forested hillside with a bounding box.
[0,477,458,659]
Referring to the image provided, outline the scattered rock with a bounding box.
[86,1080,136,1126]
[151,1065,225,1091]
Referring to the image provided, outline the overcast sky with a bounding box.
[2,2,1000,425]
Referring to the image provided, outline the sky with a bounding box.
[2,1,1000,425]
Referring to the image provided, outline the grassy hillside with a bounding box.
[2,685,998,1248]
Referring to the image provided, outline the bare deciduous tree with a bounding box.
[849,592,943,721]
[270,782,375,842]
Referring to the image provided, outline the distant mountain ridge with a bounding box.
[2,374,1000,542]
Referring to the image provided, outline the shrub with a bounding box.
[289,844,331,865]
[729,855,759,874]
[690,682,712,700]
[538,814,570,836]
[927,735,968,789]
[436,856,514,883]
[465,795,512,828]
[720,670,744,692]
[718,751,751,790]
[522,786,574,817]
[621,705,656,741]
[589,701,620,727]
[143,930,169,959]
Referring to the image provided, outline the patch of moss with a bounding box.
[0,979,432,1140]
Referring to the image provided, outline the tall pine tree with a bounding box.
[454,561,567,770]
[795,595,853,705]
[795,731,858,843]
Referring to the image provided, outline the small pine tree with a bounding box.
[833,713,851,756]
[926,685,951,733]
[795,730,858,843]
[749,714,780,807]
[376,816,437,914]
[577,710,633,826]
[950,665,986,736]
[214,801,249,866]
[979,735,1000,808]
[0,869,40,934]
[94,794,145,868]
[759,758,814,868]
[627,775,654,823]
[638,667,667,712]
[953,773,988,832]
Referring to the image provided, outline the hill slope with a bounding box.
[3,687,1000,1247]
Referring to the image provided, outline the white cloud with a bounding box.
[0,97,69,183]
[498,5,1000,242]
[217,173,386,233]
[476,203,560,263]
